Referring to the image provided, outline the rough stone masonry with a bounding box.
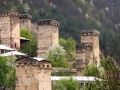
[76,30,100,75]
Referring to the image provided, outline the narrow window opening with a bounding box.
[47,65,49,68]
[43,65,44,68]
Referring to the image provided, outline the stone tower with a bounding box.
[15,57,52,90]
[76,30,100,75]
[37,19,60,58]
[20,14,32,31]
[80,30,100,65]
[0,11,20,50]
[76,43,93,75]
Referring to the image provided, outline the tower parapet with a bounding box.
[37,19,60,27]
[8,11,20,17]
[76,42,93,51]
[0,11,20,17]
[20,14,32,19]
[0,12,9,17]
[16,57,52,69]
[80,30,100,36]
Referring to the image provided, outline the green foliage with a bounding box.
[65,37,76,51]
[52,70,74,76]
[83,64,100,77]
[44,0,48,6]
[59,38,66,46]
[20,28,32,39]
[20,28,37,57]
[83,56,120,90]
[101,56,120,90]
[59,37,76,60]
[53,76,79,90]
[10,6,17,11]
[45,44,68,67]
[0,56,16,90]
[4,56,16,90]
[84,56,120,90]
[0,56,9,86]
[81,81,103,90]
[23,3,30,13]
[65,37,76,60]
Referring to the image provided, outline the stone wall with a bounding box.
[16,57,52,90]
[31,23,38,38]
[10,11,20,50]
[0,12,11,47]
[20,14,32,31]
[0,11,20,50]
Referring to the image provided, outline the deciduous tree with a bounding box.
[45,44,68,67]
[54,76,79,90]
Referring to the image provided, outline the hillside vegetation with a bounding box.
[1,0,120,62]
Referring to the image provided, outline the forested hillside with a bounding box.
[1,0,120,62]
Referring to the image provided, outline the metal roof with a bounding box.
[20,37,29,41]
[0,45,14,50]
[0,51,26,56]
[51,76,103,82]
[32,57,44,61]
[30,57,51,63]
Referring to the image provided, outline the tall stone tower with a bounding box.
[76,30,100,75]
[80,30,100,65]
[0,11,20,50]
[37,19,60,58]
[15,57,52,90]
[20,14,32,31]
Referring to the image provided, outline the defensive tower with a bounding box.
[80,30,100,65]
[76,30,100,75]
[37,19,60,58]
[0,11,20,49]
[76,42,93,75]
[15,57,52,90]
